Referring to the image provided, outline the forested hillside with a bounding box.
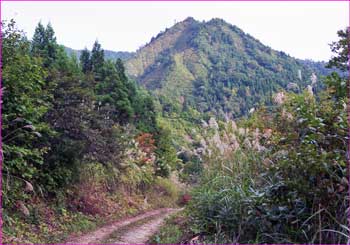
[64,46,134,62]
[125,17,333,118]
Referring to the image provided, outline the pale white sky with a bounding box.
[2,1,349,61]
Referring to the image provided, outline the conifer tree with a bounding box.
[45,23,58,66]
[91,40,104,79]
[80,48,92,73]
[31,22,46,57]
[115,58,127,81]
[31,22,58,67]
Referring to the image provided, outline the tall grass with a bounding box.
[188,122,349,243]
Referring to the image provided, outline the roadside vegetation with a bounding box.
[2,17,348,244]
[2,20,182,243]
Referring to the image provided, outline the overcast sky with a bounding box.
[2,1,348,61]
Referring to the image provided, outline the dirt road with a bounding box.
[66,208,180,244]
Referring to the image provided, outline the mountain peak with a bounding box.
[207,17,226,24]
[182,16,197,23]
[125,18,326,118]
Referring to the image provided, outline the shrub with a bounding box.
[154,177,180,200]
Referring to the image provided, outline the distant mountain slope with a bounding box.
[64,46,134,61]
[125,17,332,118]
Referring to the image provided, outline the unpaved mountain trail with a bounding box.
[66,208,181,244]
[113,215,168,244]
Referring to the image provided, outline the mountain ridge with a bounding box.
[123,17,332,118]
[63,46,134,61]
[63,17,333,118]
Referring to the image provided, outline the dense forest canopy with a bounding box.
[125,17,335,119]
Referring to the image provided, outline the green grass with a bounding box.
[3,208,99,244]
[148,210,192,244]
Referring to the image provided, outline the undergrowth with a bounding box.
[3,163,181,244]
[149,210,194,244]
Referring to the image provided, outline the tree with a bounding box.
[133,91,157,132]
[45,23,58,66]
[154,125,178,177]
[91,40,104,79]
[325,27,349,179]
[43,71,95,191]
[327,27,349,72]
[31,22,58,67]
[2,20,51,206]
[80,48,92,73]
[115,58,127,81]
[31,22,46,57]
[96,60,134,123]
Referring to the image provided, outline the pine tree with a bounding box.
[31,22,58,67]
[96,60,134,123]
[91,40,104,79]
[45,22,58,66]
[31,22,46,57]
[115,58,127,81]
[80,48,92,73]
